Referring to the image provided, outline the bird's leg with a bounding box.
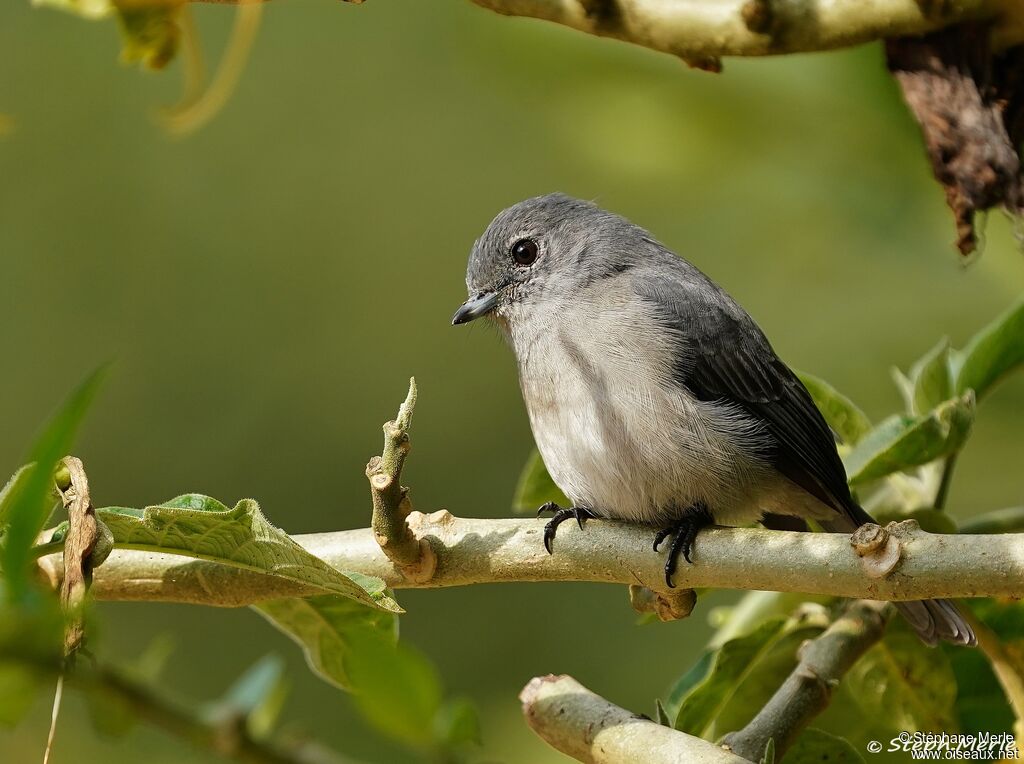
[537,503,597,554]
[653,504,712,588]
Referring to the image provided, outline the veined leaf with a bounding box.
[254,594,398,691]
[511,449,568,514]
[844,621,958,733]
[671,608,830,739]
[97,495,401,612]
[844,392,974,485]
[786,729,865,763]
[796,371,872,446]
[953,296,1024,401]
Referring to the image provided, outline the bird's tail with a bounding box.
[821,502,976,647]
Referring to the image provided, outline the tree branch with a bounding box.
[365,378,436,581]
[36,514,1024,607]
[467,0,1003,68]
[520,674,748,763]
[721,599,894,761]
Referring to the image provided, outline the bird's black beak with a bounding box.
[452,290,500,325]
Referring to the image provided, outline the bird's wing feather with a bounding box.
[635,274,859,523]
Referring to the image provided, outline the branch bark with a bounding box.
[467,0,1004,68]
[36,514,1024,607]
[520,674,748,763]
[721,599,894,761]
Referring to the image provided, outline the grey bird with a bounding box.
[451,192,975,647]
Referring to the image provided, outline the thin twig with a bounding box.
[365,378,435,580]
[721,600,893,761]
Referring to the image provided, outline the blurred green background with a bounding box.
[2,0,1023,761]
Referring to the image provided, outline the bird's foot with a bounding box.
[653,506,712,588]
[537,503,597,554]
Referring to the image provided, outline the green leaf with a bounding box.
[0,662,41,726]
[960,506,1024,534]
[0,466,32,529]
[947,641,1014,736]
[953,296,1024,401]
[511,449,568,514]
[345,634,443,749]
[796,372,872,446]
[843,392,975,485]
[210,654,289,741]
[1,368,105,599]
[664,649,714,724]
[654,698,672,727]
[97,495,401,612]
[672,608,830,739]
[708,591,832,649]
[253,594,398,691]
[947,598,1022,737]
[908,338,953,416]
[843,622,958,733]
[870,507,958,534]
[432,697,480,748]
[759,736,776,764]
[0,595,64,726]
[786,729,865,763]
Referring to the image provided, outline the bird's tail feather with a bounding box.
[820,507,976,647]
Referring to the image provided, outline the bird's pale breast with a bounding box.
[503,279,774,526]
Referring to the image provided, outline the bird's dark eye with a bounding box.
[511,238,539,266]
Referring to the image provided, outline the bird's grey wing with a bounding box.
[635,277,863,525]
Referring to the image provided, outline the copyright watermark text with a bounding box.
[866,732,1020,760]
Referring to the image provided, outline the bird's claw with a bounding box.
[654,508,711,588]
[539,505,596,554]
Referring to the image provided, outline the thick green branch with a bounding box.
[37,515,1024,607]
[520,674,748,763]
[721,600,893,761]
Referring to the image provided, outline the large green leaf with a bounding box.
[345,633,445,749]
[843,622,958,733]
[948,598,1024,738]
[786,728,865,763]
[953,296,1024,401]
[511,449,568,514]
[796,372,872,446]
[97,495,401,613]
[908,338,954,416]
[843,392,974,485]
[254,594,398,691]
[671,609,829,739]
[1,368,105,599]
